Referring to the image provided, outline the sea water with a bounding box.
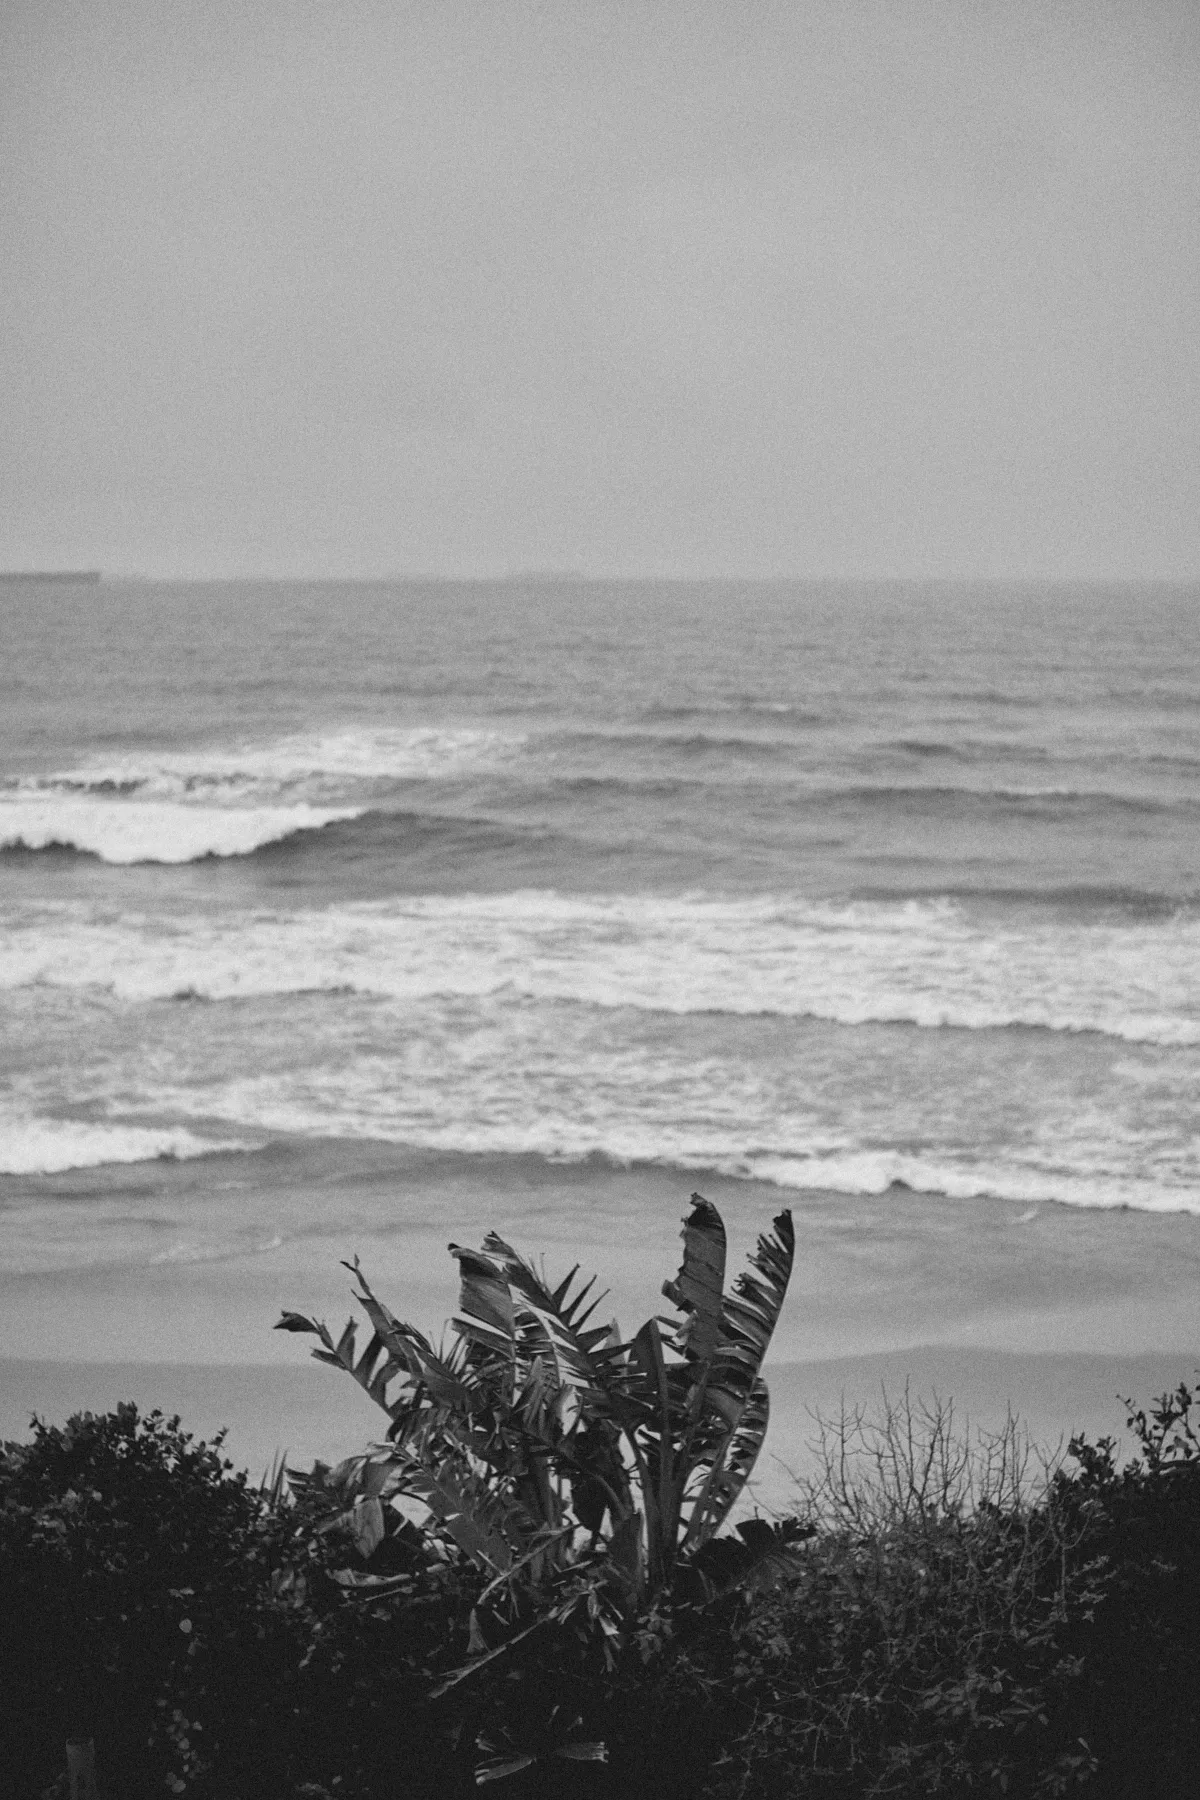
[1,578,1198,1304]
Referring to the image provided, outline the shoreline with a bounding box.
[4,1143,1195,1512]
[3,1143,1196,1363]
[7,1138,1200,1218]
[3,1348,1194,1513]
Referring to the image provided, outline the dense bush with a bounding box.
[1047,1382,1200,1799]
[3,1378,1196,1798]
[0,1406,479,1799]
[677,1396,1099,1797]
[0,1404,273,1797]
[672,1383,1200,1799]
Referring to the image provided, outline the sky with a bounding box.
[2,0,1198,580]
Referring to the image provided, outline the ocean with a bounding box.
[1,578,1198,1425]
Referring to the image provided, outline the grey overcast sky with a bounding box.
[2,1,1198,579]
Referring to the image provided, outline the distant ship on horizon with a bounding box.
[0,569,102,584]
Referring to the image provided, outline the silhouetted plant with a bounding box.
[277,1195,808,1781]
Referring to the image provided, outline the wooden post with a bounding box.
[66,1736,98,1800]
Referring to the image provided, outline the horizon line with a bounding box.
[46,569,1200,588]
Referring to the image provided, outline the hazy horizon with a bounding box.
[4,0,1199,582]
[6,571,1199,588]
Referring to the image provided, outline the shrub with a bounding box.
[0,1403,496,1799]
[683,1381,1200,1799]
[0,1404,275,1797]
[674,1391,1091,1797]
[1045,1380,1200,1799]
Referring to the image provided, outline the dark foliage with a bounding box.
[0,1406,477,1799]
[2,1382,1196,1800]
[1047,1382,1200,1800]
[0,1403,272,1797]
[681,1381,1200,1799]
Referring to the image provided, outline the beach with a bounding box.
[2,578,1197,1501]
[2,1147,1195,1506]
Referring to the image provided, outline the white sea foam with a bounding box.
[736,1150,1196,1213]
[0,795,357,863]
[0,726,521,862]
[16,725,521,805]
[6,890,1197,1208]
[6,891,1198,1046]
[0,1116,251,1175]
[113,1068,1200,1215]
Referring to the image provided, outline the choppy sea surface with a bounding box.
[2,578,1198,1280]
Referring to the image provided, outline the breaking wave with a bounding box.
[5,890,1198,1046]
[11,724,522,801]
[0,1117,253,1175]
[0,726,524,864]
[0,795,359,864]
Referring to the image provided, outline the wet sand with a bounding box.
[2,1147,1196,1510]
[3,1144,1197,1358]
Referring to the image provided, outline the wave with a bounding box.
[0,800,561,870]
[0,725,530,865]
[549,775,699,800]
[888,738,1052,765]
[892,739,973,761]
[0,1117,253,1176]
[0,795,359,864]
[834,784,1195,821]
[43,1094,1194,1215]
[939,689,1052,710]
[6,782,1188,868]
[551,727,795,761]
[643,702,827,727]
[716,1148,1200,1213]
[9,725,522,803]
[533,1142,1200,1215]
[543,757,1198,821]
[861,884,1197,921]
[6,890,1199,1045]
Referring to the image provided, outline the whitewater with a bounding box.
[2,577,1198,1233]
[6,891,1200,1046]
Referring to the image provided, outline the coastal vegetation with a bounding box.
[2,1201,1196,1799]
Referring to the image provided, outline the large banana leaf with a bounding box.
[683,1375,771,1551]
[347,1263,479,1423]
[673,1210,794,1543]
[450,1243,518,1359]
[623,1316,688,1585]
[708,1208,795,1416]
[550,1204,795,1582]
[661,1194,727,1365]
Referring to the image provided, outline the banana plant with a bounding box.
[277,1194,800,1627]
